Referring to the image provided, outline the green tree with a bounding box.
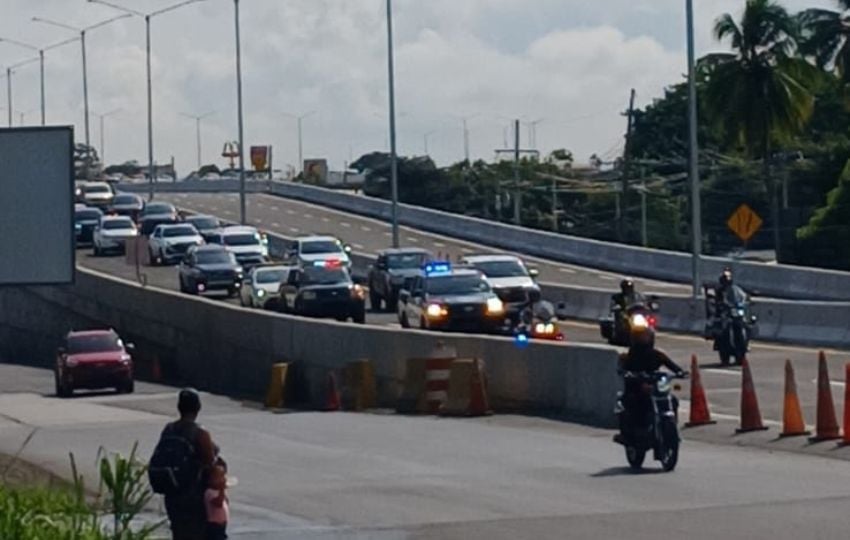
[797,159,850,269]
[702,0,816,259]
[799,1,850,82]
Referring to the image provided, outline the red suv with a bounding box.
[55,330,135,397]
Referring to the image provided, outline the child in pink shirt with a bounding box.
[204,464,229,540]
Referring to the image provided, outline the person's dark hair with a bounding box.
[177,388,201,416]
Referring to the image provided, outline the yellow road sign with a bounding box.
[727,204,763,243]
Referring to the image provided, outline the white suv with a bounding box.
[460,254,540,314]
[93,215,138,256]
[148,223,204,265]
[288,235,351,269]
[212,226,269,268]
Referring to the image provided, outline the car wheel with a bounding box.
[353,307,366,324]
[400,312,410,328]
[148,248,158,266]
[419,316,428,330]
[55,373,72,398]
[93,243,100,257]
[118,379,135,394]
[227,287,238,298]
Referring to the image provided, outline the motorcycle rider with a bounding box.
[517,288,551,326]
[615,314,686,444]
[711,268,746,329]
[611,278,645,313]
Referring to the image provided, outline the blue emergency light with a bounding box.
[424,261,452,276]
[514,333,530,349]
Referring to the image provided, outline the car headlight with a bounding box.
[120,354,132,364]
[302,291,317,300]
[257,289,266,298]
[486,297,505,315]
[350,284,365,299]
[426,303,448,319]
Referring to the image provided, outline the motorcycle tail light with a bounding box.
[648,316,658,328]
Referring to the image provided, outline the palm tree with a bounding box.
[799,1,850,82]
[702,0,815,259]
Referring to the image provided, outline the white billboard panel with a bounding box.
[0,127,74,285]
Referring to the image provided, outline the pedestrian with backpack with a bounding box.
[149,389,217,540]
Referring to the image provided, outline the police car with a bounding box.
[397,262,507,333]
[275,260,366,323]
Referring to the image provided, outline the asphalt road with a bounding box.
[161,192,691,295]
[1,362,849,540]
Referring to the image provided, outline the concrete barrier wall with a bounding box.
[0,268,621,427]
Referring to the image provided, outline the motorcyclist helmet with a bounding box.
[620,278,635,295]
[719,268,733,287]
[629,313,655,347]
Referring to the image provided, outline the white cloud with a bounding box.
[0,0,841,173]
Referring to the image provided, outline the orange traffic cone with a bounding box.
[841,364,850,446]
[323,372,341,412]
[810,351,841,442]
[736,356,768,433]
[467,359,492,416]
[779,360,810,437]
[685,355,716,427]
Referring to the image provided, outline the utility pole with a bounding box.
[513,119,521,225]
[640,183,648,247]
[620,88,636,243]
[551,176,558,232]
[463,118,470,162]
[686,0,702,298]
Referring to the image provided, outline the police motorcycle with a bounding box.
[704,284,757,366]
[511,290,569,342]
[614,368,686,472]
[600,296,660,346]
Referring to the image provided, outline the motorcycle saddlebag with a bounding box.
[599,318,614,340]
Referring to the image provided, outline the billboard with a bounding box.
[251,145,271,172]
[0,127,74,285]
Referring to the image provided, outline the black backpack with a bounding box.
[148,422,201,495]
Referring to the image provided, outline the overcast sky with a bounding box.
[0,0,837,174]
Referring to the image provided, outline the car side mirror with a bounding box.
[554,302,569,321]
[125,343,135,351]
[649,301,660,311]
[528,268,540,279]
[344,244,353,254]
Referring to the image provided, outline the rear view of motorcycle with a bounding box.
[614,371,685,472]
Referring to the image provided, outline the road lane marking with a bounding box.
[289,227,300,233]
[322,217,330,223]
[255,219,263,224]
[272,222,281,227]
[271,206,279,211]
[211,206,219,211]
[304,213,313,218]
[286,209,295,215]
[433,242,445,248]
[408,237,419,243]
[559,268,577,274]
[341,222,351,228]
[599,275,616,281]
[361,226,371,232]
[811,379,845,388]
[353,243,365,250]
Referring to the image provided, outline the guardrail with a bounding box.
[119,179,850,301]
[0,267,621,427]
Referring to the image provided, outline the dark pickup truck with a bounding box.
[367,248,433,312]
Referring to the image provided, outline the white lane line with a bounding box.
[289,227,300,233]
[361,226,371,232]
[599,275,617,281]
[384,232,392,237]
[341,222,351,228]
[286,209,295,215]
[211,206,219,212]
[223,210,233,216]
[810,379,845,388]
[433,242,445,248]
[304,213,313,219]
[322,217,330,223]
[255,219,263,224]
[272,222,281,227]
[408,237,420,243]
[559,268,577,274]
[461,247,473,253]
[353,243,365,250]
[271,206,279,211]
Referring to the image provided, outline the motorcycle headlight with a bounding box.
[736,309,746,317]
[545,323,555,334]
[656,377,672,393]
[534,323,546,334]
[486,297,505,315]
[302,291,317,300]
[426,303,448,319]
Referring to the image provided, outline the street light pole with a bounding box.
[5,68,10,127]
[386,0,400,248]
[94,109,120,164]
[234,0,247,225]
[180,111,215,170]
[686,0,702,298]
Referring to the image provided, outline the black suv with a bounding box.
[184,214,224,243]
[367,248,432,312]
[275,261,366,323]
[178,245,244,297]
[139,202,179,236]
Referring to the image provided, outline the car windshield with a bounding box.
[113,195,139,205]
[387,253,428,269]
[75,209,102,221]
[302,266,349,285]
[224,233,260,246]
[67,334,122,354]
[471,260,528,278]
[163,226,197,238]
[103,219,134,230]
[85,185,110,194]
[301,240,342,255]
[187,217,219,230]
[196,251,235,265]
[256,269,288,284]
[144,203,174,215]
[426,275,490,295]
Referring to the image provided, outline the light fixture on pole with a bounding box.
[686,0,702,299]
[32,13,132,179]
[281,111,317,175]
[180,111,216,170]
[88,0,207,199]
[92,108,121,164]
[234,0,247,225]
[385,0,400,248]
[3,57,39,127]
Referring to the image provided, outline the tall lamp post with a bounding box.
[386,0,400,248]
[233,0,247,224]
[0,36,78,125]
[180,111,216,170]
[93,108,121,164]
[88,0,206,199]
[4,57,39,127]
[281,111,316,175]
[686,0,702,298]
[33,14,132,178]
